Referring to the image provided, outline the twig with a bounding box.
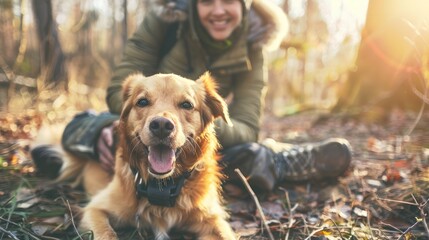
[301,213,310,236]
[379,222,403,234]
[419,197,429,238]
[329,192,345,239]
[234,169,275,240]
[304,227,325,240]
[283,189,293,240]
[380,196,429,240]
[0,195,14,207]
[396,219,422,240]
[65,199,83,240]
[326,218,345,239]
[38,235,61,240]
[376,196,418,206]
[0,226,20,240]
[420,207,429,238]
[366,207,375,240]
[285,194,292,240]
[0,217,42,240]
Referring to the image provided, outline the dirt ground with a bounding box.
[0,109,428,239]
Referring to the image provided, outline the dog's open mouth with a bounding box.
[148,144,177,178]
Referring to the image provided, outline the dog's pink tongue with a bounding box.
[148,145,175,174]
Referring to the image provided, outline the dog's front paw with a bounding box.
[81,209,118,240]
[93,230,118,240]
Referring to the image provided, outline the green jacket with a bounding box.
[106,0,288,148]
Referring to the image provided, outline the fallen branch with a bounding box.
[234,168,275,240]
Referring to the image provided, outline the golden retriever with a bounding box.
[63,73,236,239]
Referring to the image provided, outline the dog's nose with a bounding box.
[149,117,175,138]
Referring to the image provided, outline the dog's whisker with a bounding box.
[187,136,201,155]
[129,136,144,167]
[193,137,203,153]
[184,137,194,155]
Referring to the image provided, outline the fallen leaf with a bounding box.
[366,179,383,188]
[367,137,393,153]
[31,224,49,235]
[315,228,333,237]
[353,207,368,217]
[17,197,40,209]
[16,188,39,209]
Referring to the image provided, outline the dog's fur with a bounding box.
[36,73,236,239]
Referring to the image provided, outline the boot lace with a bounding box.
[274,145,316,181]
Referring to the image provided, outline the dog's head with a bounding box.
[119,72,231,180]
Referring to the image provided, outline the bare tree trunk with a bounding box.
[31,0,67,90]
[282,0,289,13]
[0,0,16,66]
[333,0,428,122]
[122,0,128,47]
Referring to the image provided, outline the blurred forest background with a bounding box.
[0,0,429,121]
[2,1,429,239]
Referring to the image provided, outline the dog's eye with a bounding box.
[180,101,193,110]
[136,98,149,107]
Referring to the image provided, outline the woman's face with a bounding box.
[197,0,243,41]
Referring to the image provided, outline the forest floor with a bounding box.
[0,107,428,240]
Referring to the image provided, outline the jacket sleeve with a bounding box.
[107,12,169,114]
[215,49,267,148]
[61,111,119,160]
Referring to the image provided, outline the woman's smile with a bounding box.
[197,0,242,41]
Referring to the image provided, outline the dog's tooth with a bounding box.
[139,178,143,184]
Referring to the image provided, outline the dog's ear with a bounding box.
[197,72,232,127]
[122,74,137,102]
[121,74,145,118]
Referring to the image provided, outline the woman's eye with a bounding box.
[198,0,212,5]
[136,98,149,107]
[180,101,194,110]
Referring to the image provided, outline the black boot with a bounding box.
[262,138,352,182]
[221,138,352,193]
[221,143,277,194]
[31,145,63,179]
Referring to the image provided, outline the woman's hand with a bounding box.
[97,121,119,173]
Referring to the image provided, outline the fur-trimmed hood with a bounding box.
[147,0,288,51]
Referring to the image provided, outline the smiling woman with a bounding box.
[196,0,243,41]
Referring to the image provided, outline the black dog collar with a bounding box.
[131,167,192,207]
